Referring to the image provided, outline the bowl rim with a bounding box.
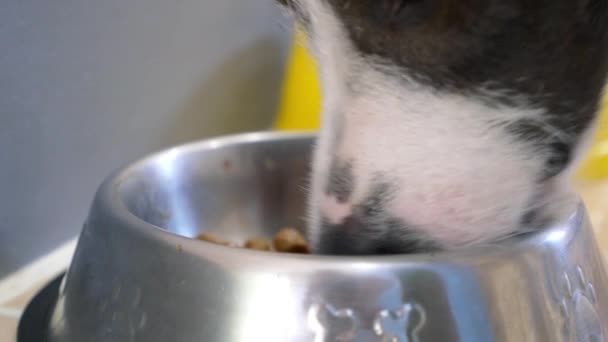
[90,130,585,265]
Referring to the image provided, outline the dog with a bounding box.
[276,0,608,255]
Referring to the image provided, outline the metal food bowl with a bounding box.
[46,132,608,342]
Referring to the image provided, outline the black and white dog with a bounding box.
[276,0,608,255]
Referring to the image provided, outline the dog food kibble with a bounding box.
[196,233,238,247]
[273,228,311,254]
[196,228,310,254]
[244,238,273,251]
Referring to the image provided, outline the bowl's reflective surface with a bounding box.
[48,132,608,342]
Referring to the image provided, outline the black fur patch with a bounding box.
[325,158,354,202]
[316,177,440,254]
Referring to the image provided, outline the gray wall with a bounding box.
[0,0,292,276]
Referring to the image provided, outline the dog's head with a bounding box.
[277,0,608,254]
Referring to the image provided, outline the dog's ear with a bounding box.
[275,0,310,24]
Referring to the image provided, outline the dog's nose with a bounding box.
[314,216,441,255]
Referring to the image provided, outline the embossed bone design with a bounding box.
[560,266,604,342]
[373,303,427,342]
[308,303,360,342]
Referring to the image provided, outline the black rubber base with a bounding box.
[17,272,65,342]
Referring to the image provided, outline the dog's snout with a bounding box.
[288,0,608,254]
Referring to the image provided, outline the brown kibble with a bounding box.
[273,228,310,254]
[244,238,273,251]
[195,228,311,254]
[196,233,238,247]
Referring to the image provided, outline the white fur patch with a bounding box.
[299,0,583,249]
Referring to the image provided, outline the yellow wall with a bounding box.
[274,29,321,131]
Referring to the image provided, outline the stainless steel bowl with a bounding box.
[48,132,608,342]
